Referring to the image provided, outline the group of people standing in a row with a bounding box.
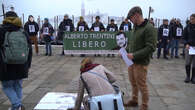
[156,14,195,84]
[24,14,132,57]
[157,18,184,59]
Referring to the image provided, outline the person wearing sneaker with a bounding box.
[170,19,183,59]
[125,6,157,110]
[40,18,54,56]
[0,11,32,110]
[24,15,39,56]
[157,19,170,59]
[184,14,195,84]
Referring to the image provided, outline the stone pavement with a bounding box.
[0,45,195,110]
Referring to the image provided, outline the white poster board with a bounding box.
[34,92,85,110]
[119,48,133,67]
[189,46,195,55]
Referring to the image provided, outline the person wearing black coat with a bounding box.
[157,19,170,59]
[107,19,118,57]
[58,14,74,56]
[90,16,105,32]
[90,16,105,57]
[184,14,195,84]
[119,18,131,32]
[170,19,183,58]
[76,16,89,31]
[0,11,32,110]
[40,18,54,56]
[24,15,39,55]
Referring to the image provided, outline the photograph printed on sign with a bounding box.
[29,25,35,33]
[94,27,100,31]
[176,28,182,36]
[79,26,85,31]
[66,26,70,31]
[43,27,49,35]
[124,25,129,31]
[163,28,169,36]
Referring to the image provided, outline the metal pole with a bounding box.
[148,6,151,20]
[2,3,5,19]
[22,13,24,27]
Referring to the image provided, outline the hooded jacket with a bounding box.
[158,24,170,41]
[40,22,54,42]
[107,23,118,32]
[90,21,105,31]
[59,19,74,32]
[119,21,132,31]
[0,17,32,81]
[184,23,195,46]
[76,21,89,31]
[24,18,39,36]
[170,23,183,40]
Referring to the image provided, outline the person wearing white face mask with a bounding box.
[24,15,39,55]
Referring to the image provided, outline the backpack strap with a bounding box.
[80,75,92,97]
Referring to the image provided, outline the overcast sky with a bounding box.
[0,0,195,23]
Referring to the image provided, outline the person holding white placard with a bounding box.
[170,19,183,58]
[40,18,54,56]
[157,19,170,59]
[58,14,74,56]
[107,19,118,57]
[119,18,132,32]
[184,14,195,84]
[76,16,89,57]
[24,15,39,55]
[90,16,105,57]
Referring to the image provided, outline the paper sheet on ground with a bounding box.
[119,48,133,67]
[189,46,195,55]
[34,92,85,110]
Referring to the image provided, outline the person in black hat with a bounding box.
[24,15,39,55]
[0,11,32,110]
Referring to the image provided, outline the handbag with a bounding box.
[80,71,125,110]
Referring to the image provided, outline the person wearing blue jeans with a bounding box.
[2,80,23,110]
[171,39,180,58]
[0,11,32,110]
[45,42,52,56]
[40,18,54,56]
[170,19,183,58]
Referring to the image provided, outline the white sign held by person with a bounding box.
[43,27,49,35]
[29,25,35,33]
[79,26,85,31]
[163,28,169,36]
[94,27,100,32]
[66,26,70,31]
[176,28,182,36]
[189,46,195,55]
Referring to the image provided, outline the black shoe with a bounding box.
[97,54,101,57]
[48,54,52,56]
[175,56,179,59]
[94,54,97,57]
[80,54,85,57]
[45,53,48,56]
[164,57,169,60]
[71,54,74,57]
[191,68,195,84]
[185,65,191,83]
[112,54,115,57]
[107,54,110,57]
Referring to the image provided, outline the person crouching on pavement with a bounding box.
[73,58,116,110]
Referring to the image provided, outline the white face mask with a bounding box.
[116,34,127,48]
[29,17,34,22]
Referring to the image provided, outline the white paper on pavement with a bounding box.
[34,92,85,110]
[189,46,195,55]
[119,48,133,67]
